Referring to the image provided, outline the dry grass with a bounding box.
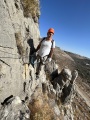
[21,0,40,18]
[29,95,55,120]
[15,32,25,56]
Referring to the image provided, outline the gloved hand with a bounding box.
[47,57,52,62]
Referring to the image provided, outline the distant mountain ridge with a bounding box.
[54,46,90,85]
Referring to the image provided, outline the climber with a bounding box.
[35,28,55,78]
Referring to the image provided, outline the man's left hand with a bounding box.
[47,58,52,62]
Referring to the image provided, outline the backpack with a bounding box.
[41,37,54,48]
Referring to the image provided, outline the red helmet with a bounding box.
[48,28,54,34]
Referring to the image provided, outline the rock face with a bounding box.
[0,0,40,105]
[0,96,30,120]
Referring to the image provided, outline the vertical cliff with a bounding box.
[0,0,40,104]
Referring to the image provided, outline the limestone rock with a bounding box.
[0,96,30,120]
[51,68,78,104]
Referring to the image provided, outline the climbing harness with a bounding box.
[30,54,48,65]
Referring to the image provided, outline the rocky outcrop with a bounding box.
[51,68,78,104]
[44,62,78,105]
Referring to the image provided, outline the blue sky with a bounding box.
[39,0,90,58]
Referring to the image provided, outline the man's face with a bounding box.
[47,32,54,37]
